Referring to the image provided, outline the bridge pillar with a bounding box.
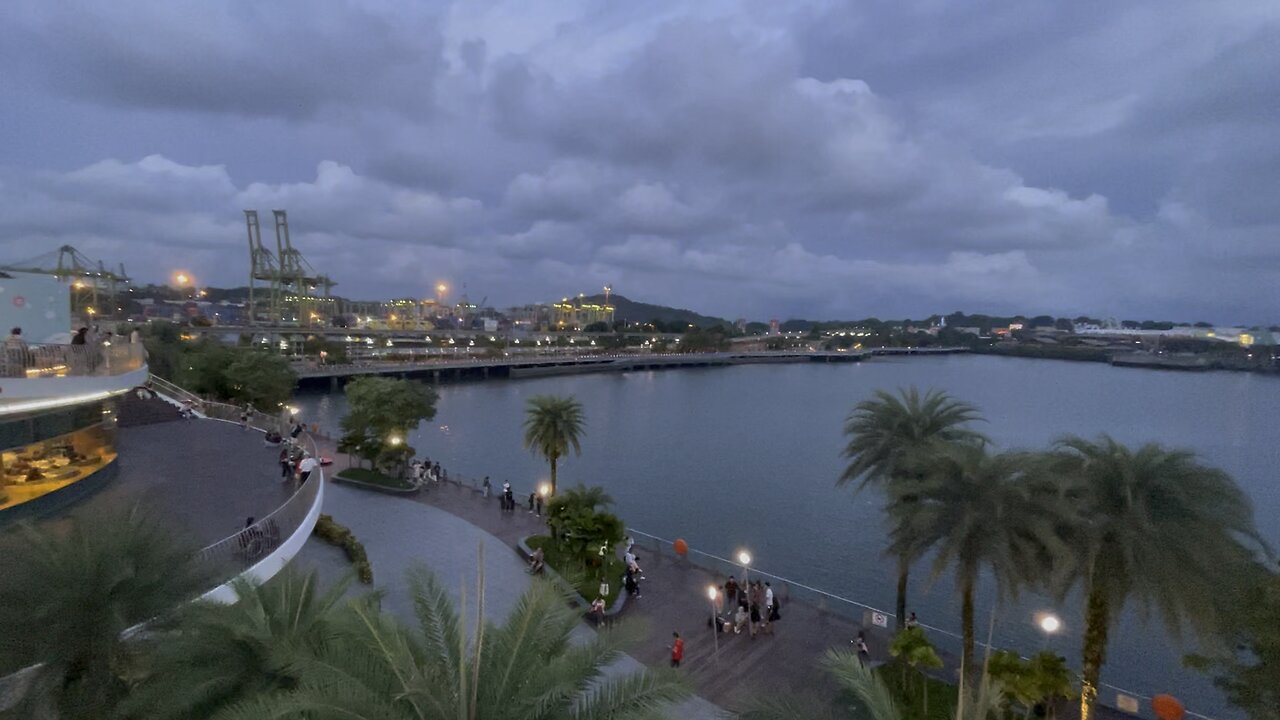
[432,370,440,384]
[330,376,338,391]
[482,367,489,379]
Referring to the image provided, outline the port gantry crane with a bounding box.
[0,245,131,319]
[245,209,336,327]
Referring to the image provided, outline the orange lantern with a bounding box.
[1152,695,1184,720]
[673,538,689,556]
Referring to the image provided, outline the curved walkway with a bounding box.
[292,479,725,720]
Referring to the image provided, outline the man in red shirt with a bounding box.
[669,631,684,668]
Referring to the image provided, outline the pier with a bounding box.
[293,347,969,387]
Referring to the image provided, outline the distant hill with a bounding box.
[582,294,730,328]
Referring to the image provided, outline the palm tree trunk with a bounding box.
[960,574,975,688]
[1080,588,1109,720]
[895,554,910,631]
[550,455,558,496]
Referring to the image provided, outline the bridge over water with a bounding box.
[292,347,968,387]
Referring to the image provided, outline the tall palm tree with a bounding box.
[0,509,211,718]
[839,387,987,629]
[1052,435,1268,720]
[118,570,353,720]
[216,563,689,719]
[888,445,1068,686]
[523,394,585,496]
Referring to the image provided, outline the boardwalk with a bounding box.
[313,437,1137,720]
[407,477,893,712]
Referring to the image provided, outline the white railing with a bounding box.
[194,472,321,582]
[1,342,146,378]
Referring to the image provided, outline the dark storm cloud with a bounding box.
[0,0,1277,322]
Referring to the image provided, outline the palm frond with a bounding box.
[820,649,904,720]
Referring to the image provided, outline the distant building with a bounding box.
[769,319,780,335]
[550,295,615,330]
[734,318,747,332]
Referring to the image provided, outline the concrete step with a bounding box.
[116,393,182,427]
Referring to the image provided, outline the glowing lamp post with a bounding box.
[538,482,551,498]
[388,435,403,447]
[738,550,752,586]
[1035,611,1062,651]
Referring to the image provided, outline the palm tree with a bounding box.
[118,570,353,720]
[889,626,944,715]
[1051,435,1268,720]
[887,445,1067,685]
[0,509,211,718]
[839,387,987,629]
[523,394,585,496]
[216,563,689,719]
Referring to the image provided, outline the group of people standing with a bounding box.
[487,477,535,515]
[410,459,445,488]
[718,575,780,638]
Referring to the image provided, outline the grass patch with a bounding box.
[527,535,624,607]
[335,467,415,491]
[876,662,958,720]
[312,514,373,583]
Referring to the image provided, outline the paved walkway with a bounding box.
[0,419,295,556]
[292,478,725,720]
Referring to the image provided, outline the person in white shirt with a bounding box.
[764,582,776,634]
[298,455,320,484]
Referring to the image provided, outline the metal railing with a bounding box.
[147,376,320,459]
[623,528,1216,720]
[194,470,321,582]
[1,342,146,378]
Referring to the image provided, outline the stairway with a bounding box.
[116,391,182,427]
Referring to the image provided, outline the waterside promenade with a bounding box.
[308,436,1149,720]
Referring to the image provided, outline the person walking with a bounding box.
[535,492,543,517]
[855,631,870,666]
[590,596,606,627]
[482,476,491,499]
[669,632,684,668]
[298,455,319,485]
[765,582,778,634]
[905,611,919,629]
[278,447,292,481]
[527,491,536,513]
[624,567,640,599]
[748,582,762,638]
[502,482,513,514]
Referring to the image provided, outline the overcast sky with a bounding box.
[1,1,1276,323]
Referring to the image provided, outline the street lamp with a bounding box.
[707,586,720,659]
[1036,612,1062,634]
[538,482,551,498]
[388,435,403,446]
[738,550,752,586]
[1035,611,1062,650]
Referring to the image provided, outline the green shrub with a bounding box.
[312,514,374,584]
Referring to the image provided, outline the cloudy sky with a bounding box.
[1,1,1276,323]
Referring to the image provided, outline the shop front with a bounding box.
[0,400,117,515]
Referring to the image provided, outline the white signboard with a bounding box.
[1115,694,1140,714]
[871,612,889,628]
[0,272,71,343]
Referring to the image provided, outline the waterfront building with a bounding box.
[551,296,615,330]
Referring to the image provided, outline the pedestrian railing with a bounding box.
[194,470,321,582]
[623,528,1216,720]
[1,342,146,378]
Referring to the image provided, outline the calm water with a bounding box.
[295,355,1280,718]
